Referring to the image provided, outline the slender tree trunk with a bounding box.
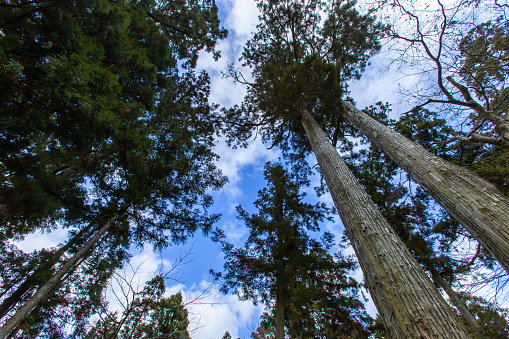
[0,214,120,339]
[275,273,285,339]
[342,102,509,274]
[300,109,470,339]
[0,221,96,319]
[427,265,480,332]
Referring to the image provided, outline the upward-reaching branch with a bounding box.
[388,0,509,145]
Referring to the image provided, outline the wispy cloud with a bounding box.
[214,137,280,208]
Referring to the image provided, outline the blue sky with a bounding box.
[14,0,509,338]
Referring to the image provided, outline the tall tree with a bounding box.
[224,1,470,337]
[338,99,509,275]
[212,162,372,339]
[1,233,129,338]
[0,69,227,337]
[347,103,509,336]
[339,0,509,273]
[0,0,227,336]
[0,0,226,238]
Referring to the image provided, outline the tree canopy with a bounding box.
[1,0,508,337]
[0,0,227,336]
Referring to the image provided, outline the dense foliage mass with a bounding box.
[0,0,226,336]
[86,275,191,338]
[223,0,385,155]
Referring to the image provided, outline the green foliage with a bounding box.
[459,16,509,114]
[213,162,372,337]
[0,0,226,235]
[285,251,372,338]
[13,243,129,338]
[469,146,509,197]
[224,0,385,156]
[0,0,227,335]
[460,294,509,338]
[250,314,276,338]
[87,275,191,338]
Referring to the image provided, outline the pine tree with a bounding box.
[213,162,374,339]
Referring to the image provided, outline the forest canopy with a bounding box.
[0,0,508,337]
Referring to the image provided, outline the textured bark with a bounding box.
[0,215,120,339]
[428,266,480,331]
[342,102,509,274]
[300,109,470,339]
[0,222,95,319]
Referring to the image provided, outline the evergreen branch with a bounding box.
[146,11,200,40]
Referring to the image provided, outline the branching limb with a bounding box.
[432,133,509,148]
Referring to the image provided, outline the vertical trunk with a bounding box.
[300,109,470,339]
[427,265,480,332]
[0,214,120,339]
[275,220,285,339]
[342,102,509,274]
[0,221,96,319]
[275,274,285,339]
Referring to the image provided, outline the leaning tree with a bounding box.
[343,0,509,273]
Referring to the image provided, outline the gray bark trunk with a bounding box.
[0,215,120,339]
[0,221,96,319]
[300,109,470,339]
[342,102,509,274]
[428,266,480,332]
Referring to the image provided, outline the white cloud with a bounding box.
[197,0,259,109]
[348,56,420,115]
[173,280,264,339]
[214,137,280,204]
[221,218,248,245]
[221,0,260,39]
[102,248,264,338]
[14,226,70,253]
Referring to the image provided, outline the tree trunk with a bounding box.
[300,109,470,339]
[0,214,120,339]
[275,273,285,339]
[427,265,480,332]
[0,221,96,319]
[342,102,509,274]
